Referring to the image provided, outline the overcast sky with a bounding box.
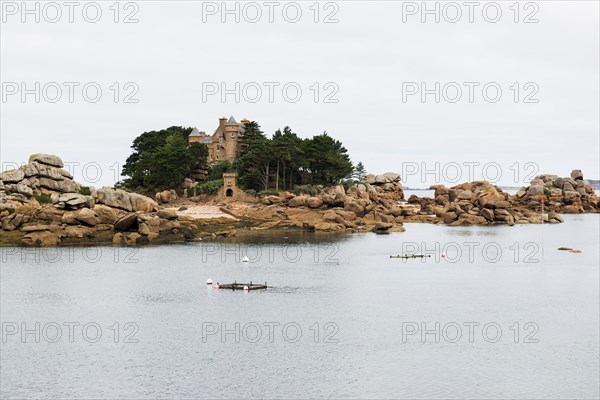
[1,0,598,188]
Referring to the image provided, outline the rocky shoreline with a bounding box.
[1,154,598,247]
[405,169,599,226]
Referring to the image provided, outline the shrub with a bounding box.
[244,189,257,196]
[35,194,52,204]
[79,186,91,195]
[291,184,319,196]
[192,179,223,196]
[340,180,354,191]
[258,189,280,196]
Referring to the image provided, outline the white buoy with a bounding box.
[206,279,213,285]
[242,256,250,263]
[243,286,249,291]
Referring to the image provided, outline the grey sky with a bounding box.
[1,0,598,188]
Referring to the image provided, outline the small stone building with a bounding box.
[219,172,240,199]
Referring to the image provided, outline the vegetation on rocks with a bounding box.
[35,194,52,204]
[291,185,320,196]
[188,179,223,196]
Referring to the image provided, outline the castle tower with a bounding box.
[188,127,201,143]
[192,116,248,165]
[224,116,241,160]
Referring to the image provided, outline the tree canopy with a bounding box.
[352,161,367,182]
[235,122,354,192]
[120,122,355,194]
[120,126,207,192]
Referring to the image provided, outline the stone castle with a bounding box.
[188,116,249,164]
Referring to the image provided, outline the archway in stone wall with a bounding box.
[226,188,233,197]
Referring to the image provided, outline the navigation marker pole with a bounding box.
[541,198,545,260]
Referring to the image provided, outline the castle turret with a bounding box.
[188,127,201,143]
[194,116,247,165]
[224,116,241,160]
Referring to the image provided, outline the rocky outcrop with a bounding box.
[363,172,404,200]
[4,155,594,246]
[419,180,560,226]
[189,163,209,183]
[0,154,188,246]
[0,156,81,206]
[93,187,158,212]
[235,172,406,233]
[405,171,599,225]
[0,153,160,217]
[512,170,598,213]
[52,193,94,210]
[28,154,64,168]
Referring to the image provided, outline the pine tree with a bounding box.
[353,161,367,182]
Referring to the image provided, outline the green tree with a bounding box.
[234,122,354,191]
[121,126,207,191]
[237,121,272,191]
[207,160,234,181]
[302,132,353,186]
[352,161,367,182]
[272,126,304,190]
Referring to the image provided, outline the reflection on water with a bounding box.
[16,292,73,305]
[446,226,501,237]
[214,230,354,245]
[1,214,598,399]
[133,293,192,304]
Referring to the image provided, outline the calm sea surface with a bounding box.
[1,215,599,399]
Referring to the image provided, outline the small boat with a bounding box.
[389,254,431,259]
[214,281,268,291]
[242,256,250,263]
